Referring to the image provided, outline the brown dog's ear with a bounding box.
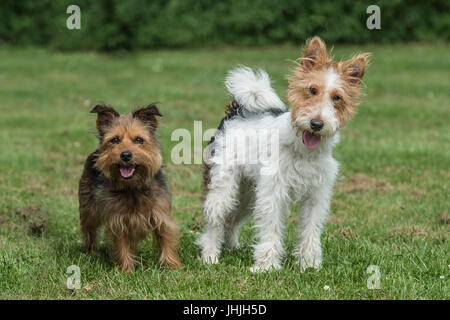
[90,104,120,137]
[342,53,371,85]
[132,103,162,131]
[300,36,329,70]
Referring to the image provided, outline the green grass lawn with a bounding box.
[0,43,448,299]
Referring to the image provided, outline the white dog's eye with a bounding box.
[332,95,341,102]
[309,87,317,95]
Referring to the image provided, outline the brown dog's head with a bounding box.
[91,103,163,190]
[288,36,370,150]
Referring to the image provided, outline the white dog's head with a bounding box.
[288,37,370,149]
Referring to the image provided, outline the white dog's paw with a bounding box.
[201,251,219,265]
[250,262,281,273]
[297,252,322,272]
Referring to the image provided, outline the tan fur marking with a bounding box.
[288,37,370,130]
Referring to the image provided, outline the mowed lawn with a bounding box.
[0,43,448,299]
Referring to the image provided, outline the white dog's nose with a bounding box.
[310,119,324,131]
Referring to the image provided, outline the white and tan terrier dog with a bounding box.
[198,36,370,272]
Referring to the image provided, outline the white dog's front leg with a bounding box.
[296,181,333,272]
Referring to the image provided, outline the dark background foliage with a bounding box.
[0,0,448,51]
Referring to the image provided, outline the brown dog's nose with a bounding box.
[310,119,324,131]
[120,151,133,162]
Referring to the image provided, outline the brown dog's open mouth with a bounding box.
[119,166,135,179]
[302,131,321,150]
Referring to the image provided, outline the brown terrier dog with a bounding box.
[78,103,181,271]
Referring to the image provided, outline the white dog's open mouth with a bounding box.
[302,131,321,150]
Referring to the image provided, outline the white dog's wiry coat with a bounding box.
[225,66,287,114]
[197,67,340,272]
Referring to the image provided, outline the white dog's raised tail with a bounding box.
[225,66,287,113]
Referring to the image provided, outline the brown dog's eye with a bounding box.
[309,87,317,95]
[333,95,341,102]
[134,137,144,144]
[110,137,120,144]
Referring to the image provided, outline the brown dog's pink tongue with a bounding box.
[302,131,321,150]
[120,166,135,178]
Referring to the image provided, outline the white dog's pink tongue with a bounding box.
[120,166,135,178]
[302,131,321,150]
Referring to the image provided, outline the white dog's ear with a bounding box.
[343,53,371,85]
[301,36,328,70]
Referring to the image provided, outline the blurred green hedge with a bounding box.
[0,0,448,51]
